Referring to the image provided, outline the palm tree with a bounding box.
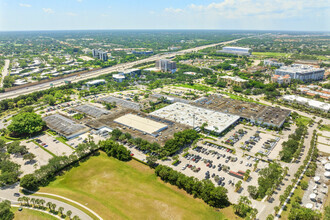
[51,203,57,212]
[39,199,45,208]
[66,210,72,219]
[25,197,30,206]
[18,197,23,205]
[72,215,80,220]
[30,198,35,207]
[46,202,52,210]
[58,207,64,216]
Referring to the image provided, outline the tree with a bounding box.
[266,214,274,220]
[51,203,56,212]
[43,94,56,106]
[20,174,39,191]
[0,200,14,220]
[300,181,308,190]
[3,76,15,88]
[325,206,330,220]
[234,196,252,217]
[235,180,242,192]
[23,153,36,163]
[247,185,258,199]
[8,112,45,137]
[289,206,321,220]
[58,207,64,216]
[66,210,73,219]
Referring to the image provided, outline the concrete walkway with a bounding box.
[0,183,95,220]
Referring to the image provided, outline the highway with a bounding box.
[0,38,244,101]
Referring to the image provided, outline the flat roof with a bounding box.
[114,114,168,134]
[74,104,109,118]
[150,102,240,134]
[43,114,89,138]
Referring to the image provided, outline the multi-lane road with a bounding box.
[0,38,245,101]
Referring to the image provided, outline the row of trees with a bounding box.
[100,139,132,161]
[18,196,80,219]
[111,128,199,158]
[20,141,99,191]
[280,125,306,162]
[155,165,230,208]
[274,130,319,217]
[0,140,22,186]
[7,112,45,137]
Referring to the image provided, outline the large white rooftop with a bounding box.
[114,114,168,134]
[277,64,324,74]
[150,102,240,134]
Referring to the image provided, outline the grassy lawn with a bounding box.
[252,52,290,58]
[295,115,312,126]
[175,83,215,92]
[39,152,229,220]
[319,124,330,132]
[12,207,57,220]
[221,92,266,105]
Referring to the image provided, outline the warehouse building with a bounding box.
[114,114,168,135]
[43,114,90,139]
[194,95,291,128]
[217,46,252,56]
[99,96,141,111]
[74,104,109,118]
[151,102,240,135]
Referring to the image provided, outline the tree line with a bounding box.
[155,165,230,209]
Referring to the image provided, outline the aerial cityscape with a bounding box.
[0,0,329,220]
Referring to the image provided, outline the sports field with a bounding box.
[39,153,228,220]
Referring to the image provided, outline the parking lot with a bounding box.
[10,140,53,175]
[36,134,74,156]
[161,139,269,203]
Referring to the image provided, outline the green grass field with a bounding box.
[319,124,330,132]
[252,52,290,58]
[295,116,312,126]
[175,84,215,92]
[12,207,57,220]
[39,153,228,220]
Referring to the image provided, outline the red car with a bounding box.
[130,153,134,156]
[227,149,230,152]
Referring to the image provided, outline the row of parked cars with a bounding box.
[204,142,234,153]
[225,130,247,146]
[241,132,261,151]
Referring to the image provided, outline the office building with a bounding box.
[264,59,284,67]
[86,79,106,87]
[220,76,248,87]
[155,59,177,72]
[271,75,291,84]
[275,64,324,82]
[217,46,252,56]
[119,68,141,77]
[113,74,125,83]
[92,49,108,61]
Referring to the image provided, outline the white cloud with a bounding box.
[42,8,54,14]
[164,8,184,14]
[187,0,329,19]
[19,3,31,8]
[66,12,78,16]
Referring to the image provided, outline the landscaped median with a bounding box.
[32,140,56,157]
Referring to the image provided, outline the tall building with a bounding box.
[275,64,324,82]
[92,49,108,61]
[217,46,252,56]
[155,59,177,72]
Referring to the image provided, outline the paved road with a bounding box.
[0,38,246,101]
[0,183,94,220]
[256,123,318,219]
[1,59,10,88]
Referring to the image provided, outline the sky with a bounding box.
[0,0,329,31]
